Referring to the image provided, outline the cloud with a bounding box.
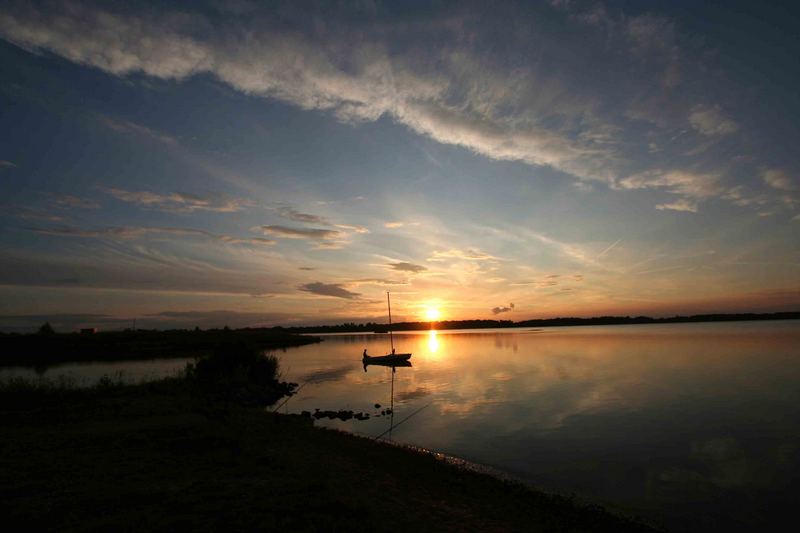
[0,313,132,333]
[596,239,621,259]
[299,365,352,385]
[2,0,784,218]
[0,1,627,185]
[102,117,178,145]
[257,225,341,240]
[2,205,65,221]
[274,205,330,224]
[384,221,420,229]
[27,225,276,245]
[54,195,100,209]
[312,241,350,250]
[0,160,17,168]
[106,188,252,213]
[298,282,360,299]
[430,248,499,261]
[335,223,370,234]
[723,186,769,208]
[492,303,515,315]
[619,170,721,198]
[689,105,739,136]
[298,266,316,271]
[273,205,368,235]
[512,280,558,287]
[148,310,291,328]
[388,262,427,273]
[352,278,409,286]
[762,169,797,191]
[656,198,698,212]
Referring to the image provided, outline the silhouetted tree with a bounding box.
[38,322,55,335]
[187,342,296,407]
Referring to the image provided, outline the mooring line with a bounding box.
[271,381,308,413]
[373,402,432,440]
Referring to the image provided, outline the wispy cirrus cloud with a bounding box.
[388,262,427,273]
[429,248,499,262]
[271,205,368,236]
[274,205,330,224]
[257,225,341,241]
[2,205,65,221]
[351,278,409,286]
[147,310,291,328]
[298,282,360,299]
[27,225,276,246]
[5,0,788,215]
[0,160,17,168]
[512,280,559,288]
[0,0,657,188]
[54,195,100,209]
[618,170,721,198]
[102,116,178,145]
[335,223,369,234]
[105,188,252,213]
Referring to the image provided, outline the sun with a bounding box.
[425,307,441,321]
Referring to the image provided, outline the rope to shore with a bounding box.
[271,381,308,413]
[373,402,432,440]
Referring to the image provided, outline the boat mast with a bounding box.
[387,291,394,353]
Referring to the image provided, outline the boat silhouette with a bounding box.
[362,292,412,365]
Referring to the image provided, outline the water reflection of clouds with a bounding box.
[298,364,352,384]
[290,329,800,436]
[395,387,431,402]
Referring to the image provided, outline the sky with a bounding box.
[0,0,798,331]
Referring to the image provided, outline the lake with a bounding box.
[4,320,800,531]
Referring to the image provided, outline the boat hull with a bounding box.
[363,359,412,369]
[362,353,412,363]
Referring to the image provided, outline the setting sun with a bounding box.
[425,308,441,321]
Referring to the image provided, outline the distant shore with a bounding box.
[278,310,800,334]
[0,328,320,368]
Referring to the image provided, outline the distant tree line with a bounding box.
[1,311,797,339]
[274,311,800,334]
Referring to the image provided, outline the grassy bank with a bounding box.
[0,328,320,367]
[1,377,656,532]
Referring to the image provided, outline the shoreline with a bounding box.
[1,377,658,531]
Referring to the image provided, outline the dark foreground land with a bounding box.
[1,376,655,531]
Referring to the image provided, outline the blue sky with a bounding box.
[0,0,798,331]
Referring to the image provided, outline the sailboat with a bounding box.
[362,292,412,364]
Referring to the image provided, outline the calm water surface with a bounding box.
[4,321,800,531]
[279,321,800,532]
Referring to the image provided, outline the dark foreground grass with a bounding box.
[0,378,657,532]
